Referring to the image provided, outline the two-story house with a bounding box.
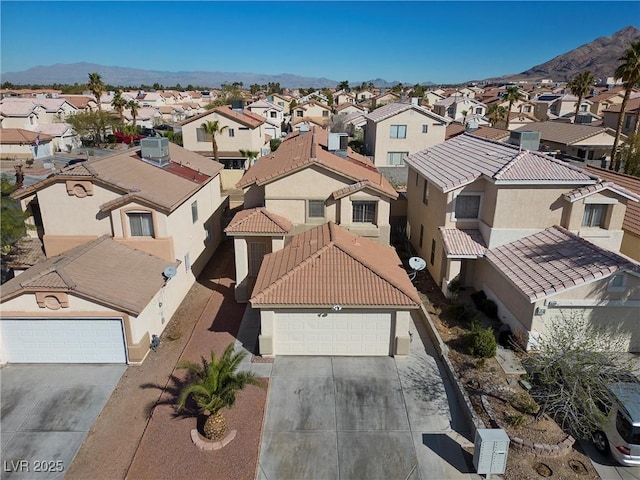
[0,140,227,365]
[404,133,640,352]
[246,99,284,140]
[224,127,419,357]
[363,102,449,168]
[602,97,640,137]
[291,100,332,125]
[432,95,487,123]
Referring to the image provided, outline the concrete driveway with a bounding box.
[1,365,125,479]
[257,316,478,480]
[578,439,640,480]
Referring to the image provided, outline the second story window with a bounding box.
[322,110,329,117]
[308,200,325,219]
[296,110,303,117]
[228,128,235,137]
[582,204,607,228]
[454,194,481,220]
[191,201,198,223]
[270,111,277,118]
[386,152,408,166]
[352,201,376,223]
[390,125,407,139]
[422,125,429,133]
[128,212,154,237]
[422,180,429,206]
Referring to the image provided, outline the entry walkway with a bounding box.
[256,315,480,480]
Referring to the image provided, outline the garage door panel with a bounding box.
[2,319,127,364]
[274,311,392,356]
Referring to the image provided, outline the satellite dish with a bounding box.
[409,257,427,272]
[162,266,177,280]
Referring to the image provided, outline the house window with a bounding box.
[270,111,277,118]
[296,110,303,117]
[128,212,154,236]
[422,180,429,205]
[196,128,211,142]
[475,107,482,114]
[523,105,532,113]
[386,152,408,165]
[390,125,407,139]
[625,115,632,129]
[415,170,419,186]
[191,201,198,223]
[228,128,235,137]
[278,102,284,107]
[454,194,481,219]
[430,239,436,265]
[582,204,607,227]
[422,125,429,133]
[184,253,191,272]
[419,225,424,248]
[308,200,325,219]
[352,201,376,223]
[580,105,588,112]
[322,110,329,117]
[608,274,626,291]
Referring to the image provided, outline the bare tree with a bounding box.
[520,311,638,440]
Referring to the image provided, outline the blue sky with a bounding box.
[1,1,638,84]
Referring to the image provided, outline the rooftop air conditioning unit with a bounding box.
[140,137,170,167]
[508,130,540,151]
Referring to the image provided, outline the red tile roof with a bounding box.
[236,128,397,198]
[224,208,292,235]
[0,129,53,144]
[439,228,487,257]
[584,166,640,237]
[250,222,421,307]
[485,226,640,302]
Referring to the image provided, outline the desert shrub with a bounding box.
[467,322,497,358]
[509,392,540,415]
[505,412,525,427]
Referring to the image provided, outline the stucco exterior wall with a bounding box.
[620,232,640,261]
[181,111,265,153]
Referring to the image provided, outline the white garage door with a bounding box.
[274,311,392,356]
[2,318,127,363]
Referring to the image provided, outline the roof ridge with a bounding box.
[259,208,291,230]
[494,151,527,179]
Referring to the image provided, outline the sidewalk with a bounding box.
[65,240,268,480]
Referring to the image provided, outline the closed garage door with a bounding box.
[274,311,392,356]
[2,318,127,363]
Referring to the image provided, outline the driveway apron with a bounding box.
[257,315,478,480]
[1,365,125,480]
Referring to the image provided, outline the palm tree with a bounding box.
[126,100,140,130]
[611,41,640,171]
[240,149,259,167]
[487,104,507,128]
[503,86,523,130]
[176,344,260,440]
[201,120,227,162]
[567,71,596,122]
[461,109,469,125]
[88,72,105,112]
[111,90,127,123]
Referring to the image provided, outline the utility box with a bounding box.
[473,428,510,476]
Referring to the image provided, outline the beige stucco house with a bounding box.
[1,140,227,365]
[224,127,419,357]
[432,95,487,123]
[404,133,640,351]
[292,100,332,124]
[363,102,449,167]
[0,129,53,159]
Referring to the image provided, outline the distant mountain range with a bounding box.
[2,26,639,88]
[483,25,640,83]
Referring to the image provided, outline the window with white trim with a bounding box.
[352,201,376,223]
[582,204,607,227]
[422,125,429,133]
[390,124,407,139]
[308,200,325,219]
[386,151,408,165]
[128,212,154,236]
[454,194,481,219]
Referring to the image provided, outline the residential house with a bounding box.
[334,103,368,116]
[246,99,284,140]
[1,98,78,123]
[404,133,639,352]
[432,95,487,124]
[370,91,400,108]
[515,122,619,162]
[602,97,640,138]
[424,91,445,107]
[334,90,356,105]
[32,123,80,153]
[0,140,227,365]
[363,102,449,168]
[225,128,419,357]
[0,100,46,129]
[0,129,53,160]
[60,95,99,113]
[123,107,163,129]
[291,100,332,124]
[533,93,593,122]
[584,166,640,261]
[355,90,375,103]
[588,87,626,116]
[267,93,294,114]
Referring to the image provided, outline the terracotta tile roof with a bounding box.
[2,237,46,269]
[470,126,511,141]
[515,122,615,145]
[439,228,487,257]
[584,166,640,236]
[445,123,466,140]
[405,133,593,193]
[331,180,373,199]
[13,144,222,213]
[32,123,73,136]
[177,105,264,128]
[0,100,38,116]
[0,236,179,315]
[605,97,640,113]
[236,128,397,198]
[0,129,53,144]
[564,181,640,203]
[224,208,292,235]
[364,102,448,124]
[250,222,421,307]
[485,226,640,302]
